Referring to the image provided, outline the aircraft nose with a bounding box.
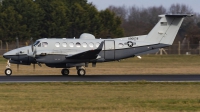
[3,52,12,59]
[3,49,19,60]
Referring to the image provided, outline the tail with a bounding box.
[145,14,193,45]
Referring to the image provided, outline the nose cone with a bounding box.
[3,48,20,60]
[3,51,13,59]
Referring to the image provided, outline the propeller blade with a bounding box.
[30,37,33,52]
[17,64,19,71]
[16,37,20,71]
[16,37,19,48]
[38,63,42,67]
[33,63,35,71]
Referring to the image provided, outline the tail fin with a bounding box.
[145,14,193,45]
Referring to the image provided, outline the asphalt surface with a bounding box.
[1,75,200,82]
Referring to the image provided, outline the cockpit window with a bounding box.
[42,42,48,47]
[38,43,41,47]
[33,41,40,46]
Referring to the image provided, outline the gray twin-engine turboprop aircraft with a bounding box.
[3,14,193,76]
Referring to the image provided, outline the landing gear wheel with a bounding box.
[5,68,12,76]
[61,69,69,76]
[77,69,86,76]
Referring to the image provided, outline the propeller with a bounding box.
[28,37,36,58]
[16,37,19,71]
[30,37,36,71]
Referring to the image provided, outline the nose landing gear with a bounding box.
[5,60,12,76]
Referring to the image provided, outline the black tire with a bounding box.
[5,68,12,76]
[77,69,86,76]
[61,69,69,76]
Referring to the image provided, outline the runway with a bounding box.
[1,75,200,82]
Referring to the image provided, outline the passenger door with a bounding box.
[104,40,115,60]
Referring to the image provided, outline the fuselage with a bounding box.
[3,35,168,68]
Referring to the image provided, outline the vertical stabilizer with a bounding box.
[145,14,193,45]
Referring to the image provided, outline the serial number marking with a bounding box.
[128,37,138,41]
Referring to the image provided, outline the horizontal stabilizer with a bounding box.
[164,14,193,17]
[135,48,160,56]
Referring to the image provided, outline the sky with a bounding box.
[87,0,200,13]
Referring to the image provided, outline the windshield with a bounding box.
[33,41,40,46]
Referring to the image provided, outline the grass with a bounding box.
[1,55,200,111]
[0,82,200,112]
[1,55,200,75]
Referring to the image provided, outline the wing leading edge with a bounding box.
[65,42,104,59]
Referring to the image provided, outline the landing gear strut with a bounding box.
[76,66,86,76]
[61,68,69,76]
[5,60,12,76]
[5,68,12,76]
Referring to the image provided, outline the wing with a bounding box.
[66,42,104,59]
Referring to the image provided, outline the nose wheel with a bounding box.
[5,68,12,76]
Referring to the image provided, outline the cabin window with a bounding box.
[76,42,81,47]
[69,42,74,47]
[38,43,41,47]
[82,42,87,48]
[89,43,94,48]
[62,42,67,47]
[96,42,100,47]
[55,42,60,47]
[42,42,48,47]
[119,43,124,48]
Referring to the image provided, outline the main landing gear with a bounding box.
[61,68,70,76]
[61,66,86,76]
[5,60,12,76]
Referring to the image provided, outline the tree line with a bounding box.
[0,0,123,42]
[0,0,200,47]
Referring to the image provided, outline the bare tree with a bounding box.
[108,3,200,46]
[108,5,128,21]
[168,3,193,14]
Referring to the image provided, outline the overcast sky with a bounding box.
[87,0,200,13]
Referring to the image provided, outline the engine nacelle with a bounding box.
[9,60,31,65]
